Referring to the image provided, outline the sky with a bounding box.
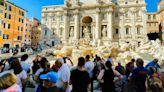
[8,0,160,20]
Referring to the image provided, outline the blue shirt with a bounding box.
[20,62,30,72]
[131,66,148,92]
[145,61,160,70]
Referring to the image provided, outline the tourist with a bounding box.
[107,56,112,63]
[9,58,27,92]
[145,58,160,71]
[40,71,62,92]
[147,67,163,92]
[1,59,10,72]
[34,57,49,92]
[32,55,42,74]
[115,62,125,75]
[125,58,135,78]
[63,56,73,66]
[97,61,115,92]
[70,57,90,92]
[20,54,31,73]
[55,58,71,92]
[84,55,94,92]
[129,58,148,92]
[0,61,4,73]
[0,71,22,92]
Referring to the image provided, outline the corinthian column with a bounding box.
[95,8,101,39]
[107,12,113,40]
[74,9,80,39]
[63,11,68,39]
[56,13,60,37]
[130,8,136,39]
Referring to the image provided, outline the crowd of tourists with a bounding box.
[0,53,164,92]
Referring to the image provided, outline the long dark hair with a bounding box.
[9,58,23,75]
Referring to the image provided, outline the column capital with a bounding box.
[96,8,101,13]
[74,9,80,15]
[64,10,68,16]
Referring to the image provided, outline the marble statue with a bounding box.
[102,26,107,38]
[83,26,91,39]
[70,27,74,37]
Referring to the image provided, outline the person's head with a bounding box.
[85,55,90,61]
[9,58,23,75]
[40,71,58,88]
[118,62,121,66]
[0,71,17,90]
[55,58,64,70]
[108,56,111,58]
[136,58,144,67]
[78,57,85,67]
[21,54,28,61]
[96,56,101,61]
[105,61,112,69]
[131,58,135,62]
[149,67,156,74]
[39,57,49,69]
[153,58,158,63]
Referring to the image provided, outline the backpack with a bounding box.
[147,75,163,92]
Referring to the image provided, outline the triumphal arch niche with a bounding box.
[65,0,113,46]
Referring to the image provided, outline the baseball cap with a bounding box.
[40,71,59,83]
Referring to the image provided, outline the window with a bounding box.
[3,34,9,39]
[102,14,106,20]
[153,15,156,20]
[137,27,141,35]
[136,1,139,3]
[148,15,151,20]
[45,30,47,36]
[17,36,22,40]
[0,30,2,36]
[126,28,130,35]
[4,23,10,29]
[19,18,24,23]
[19,11,24,16]
[0,10,3,13]
[125,2,128,4]
[6,5,11,11]
[5,13,11,19]
[21,27,23,31]
[60,15,63,21]
[0,19,3,24]
[149,23,151,26]
[116,29,119,34]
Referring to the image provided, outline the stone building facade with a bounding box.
[41,0,147,47]
[158,0,164,44]
[147,13,159,33]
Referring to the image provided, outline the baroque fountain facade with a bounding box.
[40,0,164,65]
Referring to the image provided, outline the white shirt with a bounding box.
[16,70,27,88]
[84,61,95,78]
[56,64,71,92]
